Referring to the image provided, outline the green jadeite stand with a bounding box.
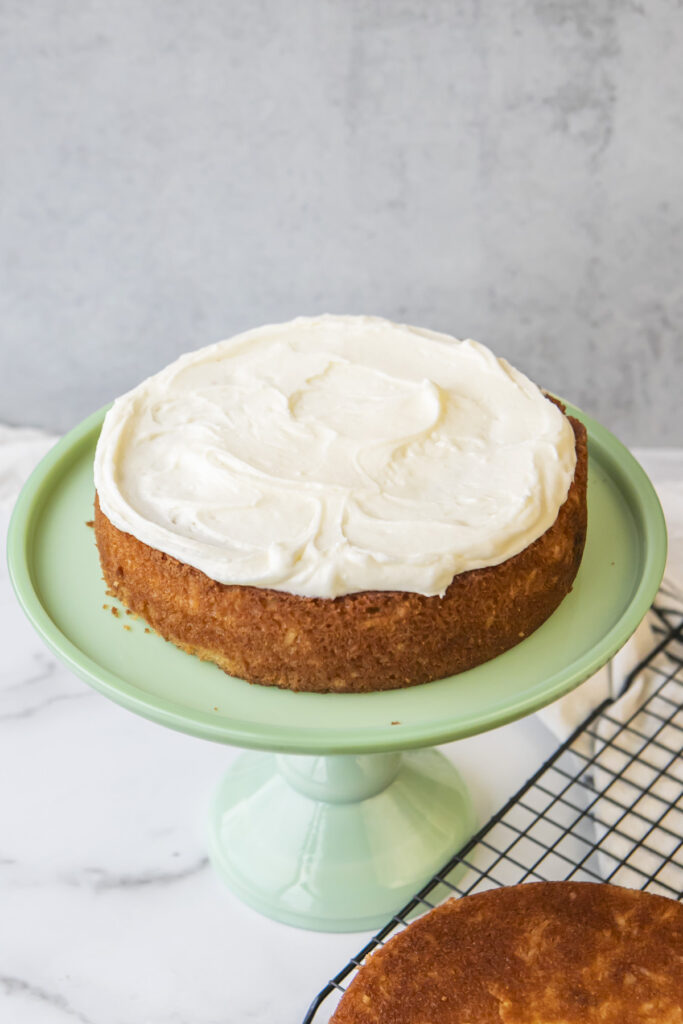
[208,749,474,930]
[7,404,666,931]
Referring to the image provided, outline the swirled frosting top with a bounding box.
[94,315,577,599]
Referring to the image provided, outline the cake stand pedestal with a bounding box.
[208,749,474,931]
[8,404,666,932]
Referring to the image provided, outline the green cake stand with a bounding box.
[7,403,666,931]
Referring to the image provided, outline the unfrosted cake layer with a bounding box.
[331,882,683,1022]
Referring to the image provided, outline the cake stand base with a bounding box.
[207,749,476,932]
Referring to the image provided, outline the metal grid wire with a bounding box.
[303,594,683,1023]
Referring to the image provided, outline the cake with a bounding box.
[330,882,683,1023]
[93,315,587,692]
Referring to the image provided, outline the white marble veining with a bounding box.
[1,439,681,1023]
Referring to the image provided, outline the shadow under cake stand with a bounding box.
[8,403,667,932]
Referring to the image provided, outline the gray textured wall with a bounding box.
[1,1,681,443]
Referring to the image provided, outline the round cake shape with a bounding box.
[94,412,585,692]
[93,317,587,693]
[331,882,683,1023]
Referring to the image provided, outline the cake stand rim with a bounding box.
[7,401,667,755]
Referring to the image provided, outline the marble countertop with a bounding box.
[1,441,681,1024]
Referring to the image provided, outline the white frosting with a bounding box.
[94,315,577,599]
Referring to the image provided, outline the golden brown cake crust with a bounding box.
[331,882,683,1024]
[94,411,587,693]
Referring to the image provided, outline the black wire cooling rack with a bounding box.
[303,590,683,1023]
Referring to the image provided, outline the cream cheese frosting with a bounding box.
[94,315,577,599]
